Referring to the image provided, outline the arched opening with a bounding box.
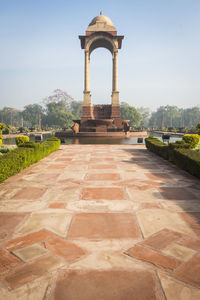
[90,48,112,105]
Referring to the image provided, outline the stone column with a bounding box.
[113,50,118,92]
[84,50,90,92]
[83,50,91,106]
[112,50,119,106]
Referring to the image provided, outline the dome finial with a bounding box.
[100,11,102,15]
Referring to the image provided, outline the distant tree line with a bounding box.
[0,90,199,130]
[149,105,200,130]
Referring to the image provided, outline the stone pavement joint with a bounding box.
[0,144,200,299]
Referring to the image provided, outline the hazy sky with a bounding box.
[0,0,200,111]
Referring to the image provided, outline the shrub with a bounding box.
[173,148,200,178]
[145,137,169,160]
[15,135,30,146]
[46,137,59,141]
[2,127,10,134]
[182,134,200,149]
[145,136,200,178]
[0,139,60,182]
[0,123,6,130]
[0,145,15,154]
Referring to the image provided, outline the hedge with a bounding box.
[145,136,200,178]
[173,148,200,178]
[145,136,169,160]
[0,138,60,183]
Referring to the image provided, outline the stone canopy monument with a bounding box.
[78,12,125,133]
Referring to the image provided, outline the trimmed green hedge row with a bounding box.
[145,136,200,178]
[0,138,60,183]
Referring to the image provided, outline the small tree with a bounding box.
[0,123,6,130]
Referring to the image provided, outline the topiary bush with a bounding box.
[15,135,30,146]
[0,139,60,182]
[182,134,200,149]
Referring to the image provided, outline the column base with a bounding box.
[111,91,119,106]
[83,91,91,106]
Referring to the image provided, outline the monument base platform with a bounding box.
[55,131,148,138]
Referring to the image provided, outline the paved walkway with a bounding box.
[0,144,200,299]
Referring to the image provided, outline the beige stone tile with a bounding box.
[137,209,195,237]
[66,199,136,213]
[13,243,49,262]
[45,187,80,202]
[0,200,45,212]
[158,271,200,300]
[163,243,196,262]
[17,212,72,237]
[69,251,146,270]
[127,188,163,202]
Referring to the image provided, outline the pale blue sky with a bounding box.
[0,0,200,110]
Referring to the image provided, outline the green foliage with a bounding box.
[15,135,30,146]
[145,136,200,178]
[22,104,44,127]
[0,130,2,147]
[18,141,40,149]
[70,101,82,119]
[182,134,200,149]
[168,140,191,150]
[0,145,15,154]
[46,137,60,141]
[120,102,142,127]
[173,148,200,178]
[2,127,10,134]
[145,137,169,159]
[0,123,6,130]
[0,139,60,182]
[149,106,200,129]
[197,123,200,134]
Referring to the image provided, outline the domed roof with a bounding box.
[87,12,117,32]
[89,12,114,27]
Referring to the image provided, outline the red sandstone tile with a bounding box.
[179,212,200,236]
[0,248,22,273]
[159,187,198,200]
[82,188,125,200]
[126,245,181,272]
[0,232,7,239]
[67,213,141,239]
[86,173,120,181]
[0,213,27,235]
[90,158,114,162]
[90,164,117,169]
[4,230,54,251]
[140,229,183,250]
[48,164,66,169]
[55,158,72,162]
[146,173,172,180]
[174,253,200,288]
[3,254,64,289]
[45,237,86,262]
[12,187,47,200]
[52,269,163,300]
[48,203,65,208]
